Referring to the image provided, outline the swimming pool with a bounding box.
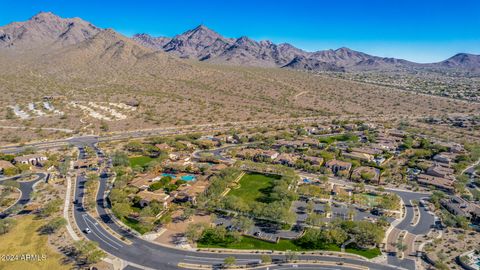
[161,173,196,181]
[181,175,196,181]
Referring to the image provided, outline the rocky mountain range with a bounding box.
[0,12,100,52]
[1,12,479,75]
[132,26,480,75]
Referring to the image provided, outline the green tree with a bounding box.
[182,207,195,220]
[39,199,63,217]
[40,217,67,234]
[306,213,324,226]
[396,241,407,252]
[260,254,272,264]
[350,221,384,247]
[185,223,207,242]
[455,216,470,230]
[232,216,254,232]
[3,167,19,176]
[111,202,131,218]
[111,151,129,167]
[58,157,70,177]
[224,256,236,266]
[0,218,16,235]
[109,189,128,204]
[306,200,315,214]
[16,163,31,173]
[74,240,106,264]
[285,251,298,262]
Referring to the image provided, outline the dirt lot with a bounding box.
[155,210,212,246]
[424,228,480,270]
[0,59,479,144]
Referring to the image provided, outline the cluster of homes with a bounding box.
[415,143,465,193]
[441,195,480,225]
[0,154,48,174]
[155,142,199,170]
[235,141,386,184]
[128,173,207,210]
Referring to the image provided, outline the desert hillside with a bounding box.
[0,12,478,144]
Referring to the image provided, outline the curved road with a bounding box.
[71,144,404,270]
[0,173,46,218]
[200,145,437,270]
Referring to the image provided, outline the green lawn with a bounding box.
[345,246,382,258]
[129,156,154,168]
[198,236,379,259]
[319,134,359,144]
[121,216,151,235]
[227,173,280,203]
[357,193,381,207]
[199,236,301,250]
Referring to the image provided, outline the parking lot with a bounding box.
[212,199,395,244]
[292,199,395,224]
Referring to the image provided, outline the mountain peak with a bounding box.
[184,24,219,37]
[335,47,354,53]
[193,24,208,30]
[132,33,171,50]
[31,11,59,20]
[440,53,480,71]
[0,11,100,51]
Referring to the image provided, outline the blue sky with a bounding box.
[2,0,479,63]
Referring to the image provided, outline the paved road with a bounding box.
[0,173,46,218]
[200,145,436,270]
[70,144,403,270]
[0,114,411,155]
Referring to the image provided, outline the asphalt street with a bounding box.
[0,172,46,218]
[0,134,434,269]
[71,145,404,270]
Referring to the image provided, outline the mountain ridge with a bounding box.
[0,11,100,52]
[1,12,479,75]
[132,25,480,74]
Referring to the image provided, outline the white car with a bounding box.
[84,228,92,234]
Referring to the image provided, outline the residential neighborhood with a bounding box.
[1,3,480,270]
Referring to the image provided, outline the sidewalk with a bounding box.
[64,161,80,241]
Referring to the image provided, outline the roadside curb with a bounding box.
[178,260,370,270]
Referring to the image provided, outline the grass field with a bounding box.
[129,156,154,168]
[198,236,381,259]
[227,173,280,203]
[319,134,359,144]
[0,215,71,270]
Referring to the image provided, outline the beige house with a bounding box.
[342,151,374,162]
[426,164,454,179]
[417,174,455,192]
[325,160,352,175]
[137,190,170,208]
[129,174,161,190]
[302,156,324,166]
[275,153,298,166]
